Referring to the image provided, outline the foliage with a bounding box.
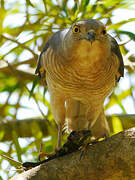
[0,0,135,179]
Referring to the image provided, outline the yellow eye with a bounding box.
[102,28,107,35]
[73,25,80,33]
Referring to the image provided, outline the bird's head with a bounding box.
[63,19,110,59]
[67,19,107,43]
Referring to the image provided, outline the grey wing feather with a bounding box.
[35,41,49,77]
[35,28,69,78]
[108,34,124,80]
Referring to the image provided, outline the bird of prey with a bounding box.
[35,19,124,148]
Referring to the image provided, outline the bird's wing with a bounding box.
[35,41,49,78]
[35,41,50,86]
[108,34,124,81]
[35,28,69,85]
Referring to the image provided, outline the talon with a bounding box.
[79,150,84,160]
[77,130,92,160]
[104,133,108,140]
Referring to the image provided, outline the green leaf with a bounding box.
[105,89,131,110]
[26,0,35,7]
[112,116,123,134]
[31,121,43,139]
[12,131,22,162]
[108,18,135,30]
[73,0,78,13]
[62,1,68,17]
[45,144,53,153]
[0,130,5,141]
[29,76,40,98]
[117,30,135,41]
[43,87,47,102]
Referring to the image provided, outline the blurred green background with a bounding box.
[0,0,135,179]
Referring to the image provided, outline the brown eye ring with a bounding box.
[102,29,107,35]
[73,25,80,33]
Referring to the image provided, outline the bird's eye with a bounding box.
[73,25,80,33]
[102,29,107,35]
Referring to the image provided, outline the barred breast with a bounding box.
[44,42,119,105]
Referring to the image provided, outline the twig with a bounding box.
[2,60,47,119]
[2,155,22,165]
[2,34,37,57]
[38,143,43,161]
[118,39,131,46]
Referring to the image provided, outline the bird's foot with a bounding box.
[78,131,93,160]
[79,132,108,159]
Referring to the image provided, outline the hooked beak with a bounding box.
[84,31,96,44]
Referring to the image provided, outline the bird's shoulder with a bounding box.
[108,34,124,81]
[35,28,69,77]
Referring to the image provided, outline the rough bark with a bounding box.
[11,128,135,180]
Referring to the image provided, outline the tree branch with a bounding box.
[0,118,56,141]
[0,60,45,85]
[11,128,135,180]
[1,115,135,141]
[0,65,36,82]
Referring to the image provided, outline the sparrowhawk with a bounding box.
[35,19,124,148]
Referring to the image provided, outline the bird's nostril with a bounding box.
[85,31,95,42]
[88,31,95,38]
